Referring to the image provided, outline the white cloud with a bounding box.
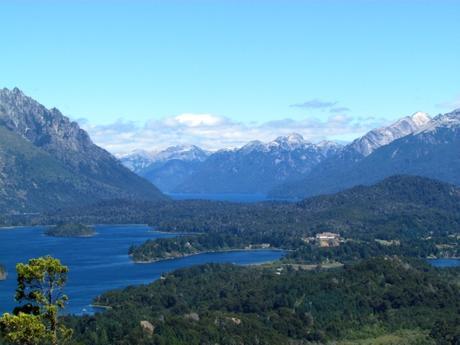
[290,99,338,109]
[165,113,226,127]
[436,95,460,110]
[81,113,385,155]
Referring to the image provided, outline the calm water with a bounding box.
[167,193,271,203]
[0,225,283,315]
[426,258,460,268]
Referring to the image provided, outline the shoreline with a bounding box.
[132,247,285,264]
[45,233,97,238]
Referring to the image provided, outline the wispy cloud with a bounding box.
[290,98,338,109]
[330,106,350,113]
[80,113,385,155]
[436,95,460,110]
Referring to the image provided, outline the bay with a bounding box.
[0,225,283,315]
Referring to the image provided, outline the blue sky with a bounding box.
[1,1,459,153]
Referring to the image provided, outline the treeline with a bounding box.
[285,238,459,264]
[63,257,460,345]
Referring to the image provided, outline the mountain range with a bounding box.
[270,109,460,199]
[122,110,460,197]
[121,134,343,194]
[119,145,210,192]
[0,88,166,213]
[5,86,458,209]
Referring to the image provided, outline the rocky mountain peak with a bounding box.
[348,111,432,157]
[410,111,431,126]
[416,108,460,134]
[154,144,210,162]
[0,87,113,170]
[273,133,306,146]
[0,88,165,212]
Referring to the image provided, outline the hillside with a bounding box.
[0,88,166,213]
[65,257,460,345]
[30,175,460,264]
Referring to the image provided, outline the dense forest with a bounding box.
[129,234,252,262]
[44,223,95,237]
[63,257,460,345]
[20,175,458,263]
[1,176,460,344]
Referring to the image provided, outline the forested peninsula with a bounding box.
[64,257,460,345]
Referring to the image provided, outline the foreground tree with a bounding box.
[0,256,72,345]
[0,313,47,345]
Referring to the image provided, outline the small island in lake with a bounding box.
[0,265,7,280]
[45,223,96,238]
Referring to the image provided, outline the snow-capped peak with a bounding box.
[416,108,460,134]
[410,111,431,126]
[316,140,343,155]
[274,133,305,145]
[349,111,432,156]
[150,145,210,163]
[120,145,210,172]
[117,149,157,160]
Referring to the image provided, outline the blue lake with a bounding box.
[426,258,460,268]
[0,225,284,315]
[167,193,271,203]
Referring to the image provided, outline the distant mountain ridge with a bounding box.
[270,109,460,199]
[121,134,343,194]
[119,145,210,174]
[119,145,210,192]
[348,111,431,156]
[121,111,435,196]
[0,88,166,213]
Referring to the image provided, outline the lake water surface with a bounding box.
[167,193,271,203]
[0,225,283,315]
[426,258,460,268]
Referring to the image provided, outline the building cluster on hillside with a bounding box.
[302,232,341,248]
[315,232,341,247]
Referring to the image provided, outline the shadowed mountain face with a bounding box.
[270,109,460,199]
[0,88,166,213]
[119,145,210,192]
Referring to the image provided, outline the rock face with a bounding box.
[270,109,460,199]
[140,321,155,335]
[0,88,166,213]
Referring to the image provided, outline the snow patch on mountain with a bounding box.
[348,112,431,156]
[416,109,460,134]
[120,145,210,173]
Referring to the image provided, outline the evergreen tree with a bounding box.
[0,256,72,345]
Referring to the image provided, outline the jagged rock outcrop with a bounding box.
[0,88,166,213]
